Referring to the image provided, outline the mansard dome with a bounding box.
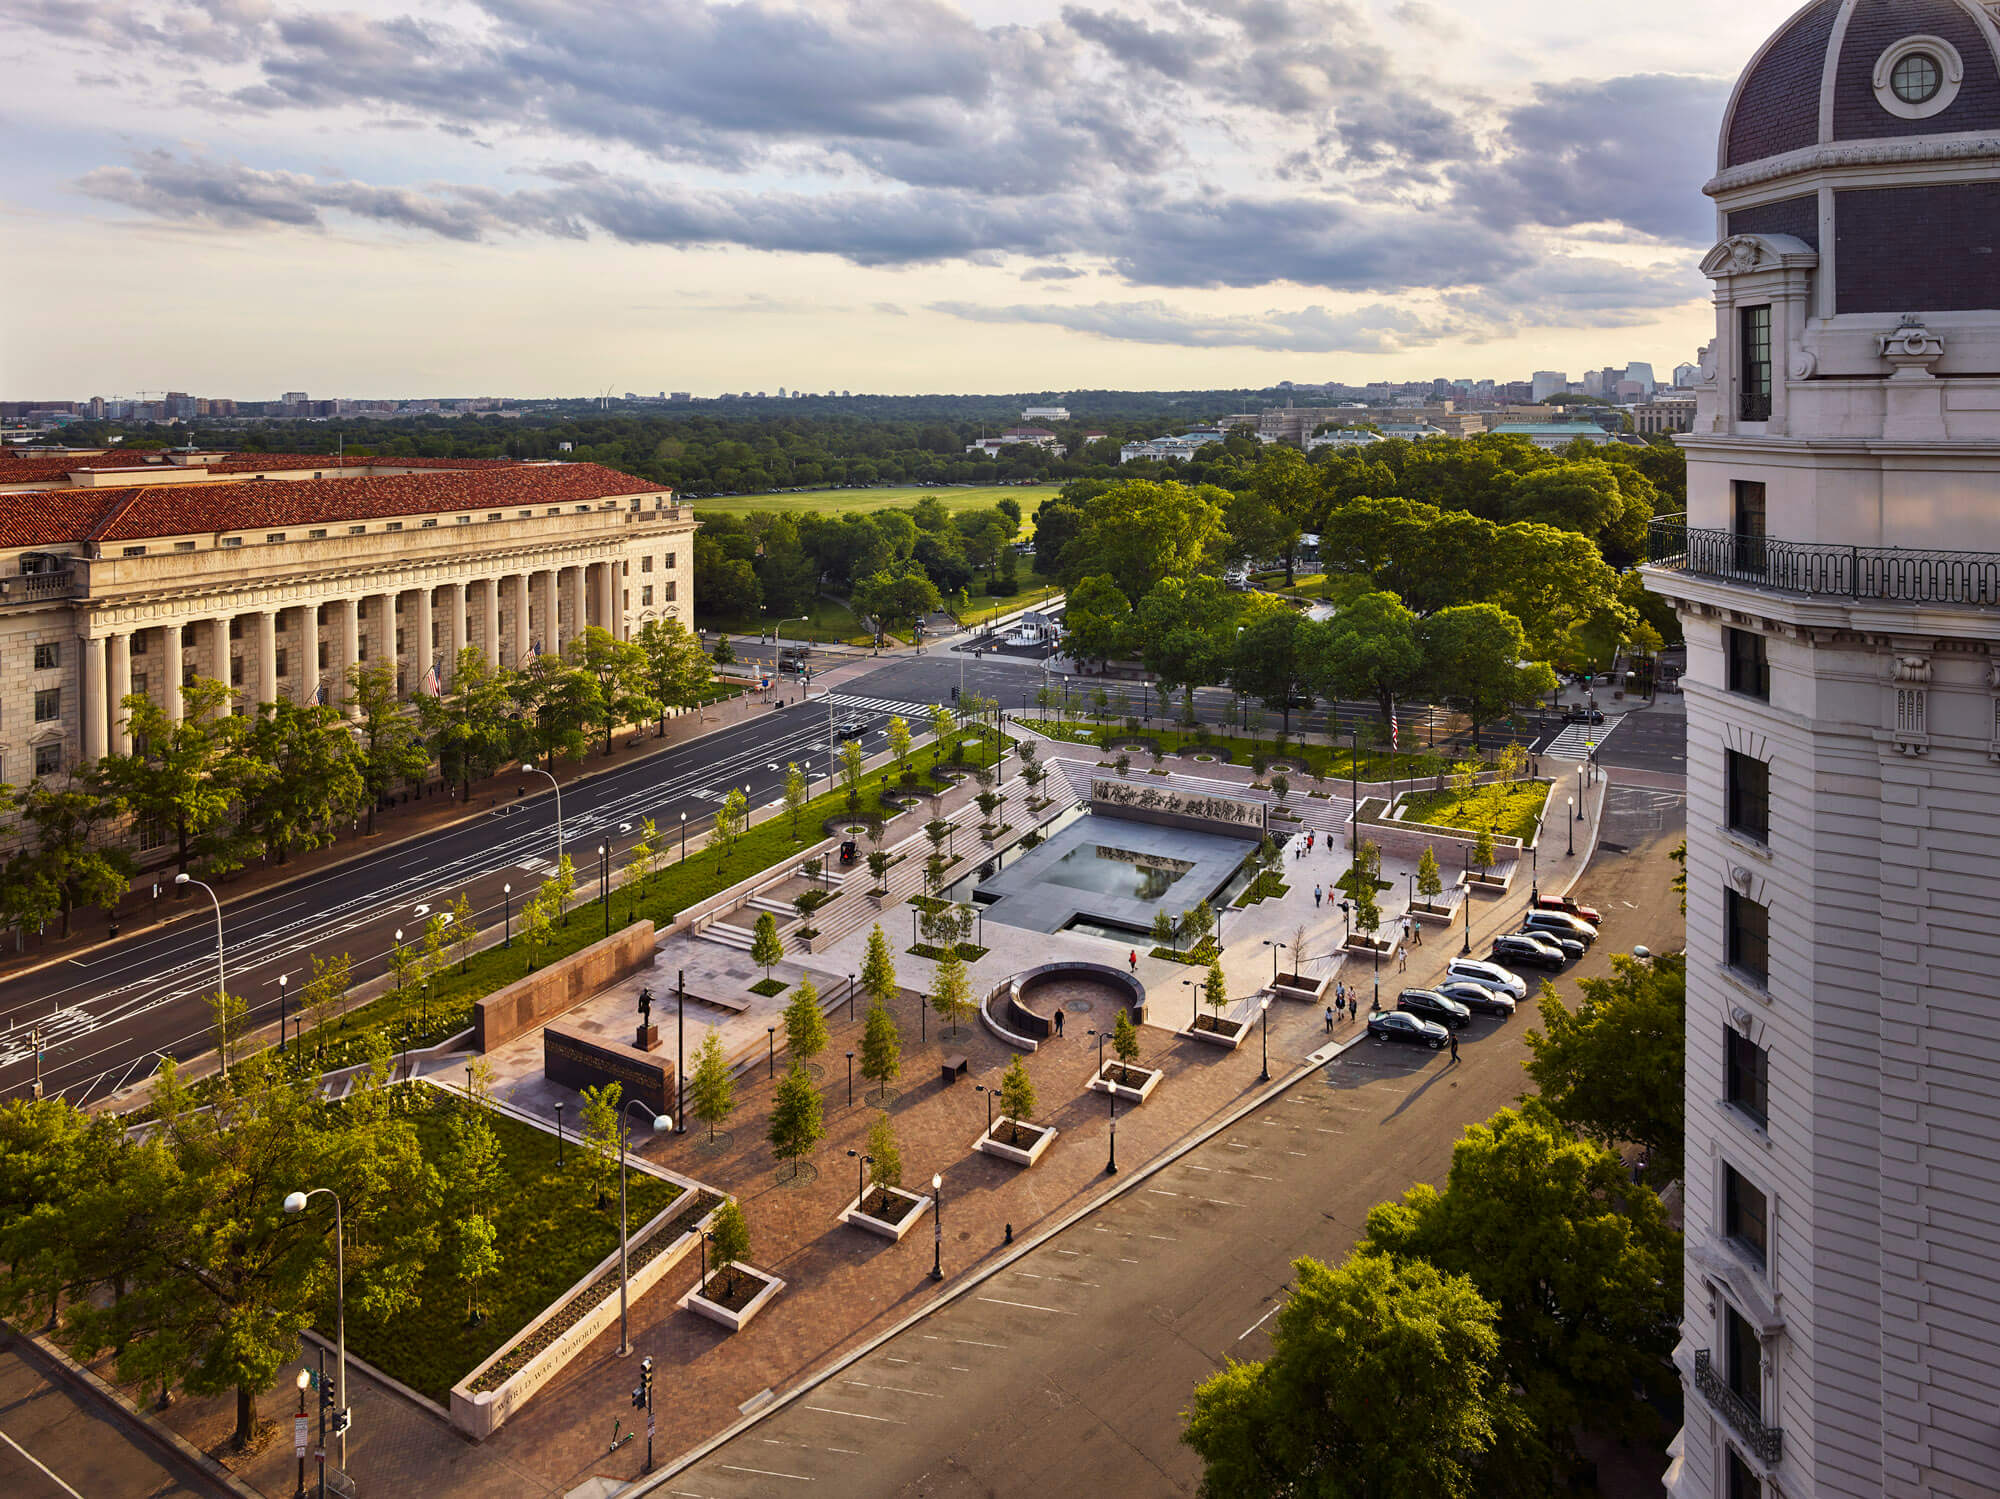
[1720,0,2000,172]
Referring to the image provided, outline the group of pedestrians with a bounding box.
[1323,979,1378,1031]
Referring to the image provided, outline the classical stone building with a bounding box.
[0,454,695,784]
[1643,4,2000,1497]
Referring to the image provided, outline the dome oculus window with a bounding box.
[1874,36,1962,120]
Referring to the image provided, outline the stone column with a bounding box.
[210,616,235,706]
[254,610,278,708]
[531,571,555,658]
[333,598,360,715]
[410,586,434,690]
[479,578,500,669]
[439,580,466,685]
[560,565,584,650]
[596,562,620,638]
[107,632,132,755]
[162,622,184,724]
[505,574,528,665]
[80,633,108,762]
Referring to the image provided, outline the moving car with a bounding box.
[1490,933,1568,971]
[1436,979,1517,1017]
[1521,909,1598,947]
[1531,893,1603,925]
[1563,705,1606,724]
[1368,1009,1449,1050]
[1397,987,1473,1030]
[1444,957,1528,999]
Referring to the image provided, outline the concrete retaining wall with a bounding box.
[473,921,657,1052]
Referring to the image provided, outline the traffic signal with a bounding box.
[330,1408,352,1437]
[631,1356,654,1409]
[950,685,959,702]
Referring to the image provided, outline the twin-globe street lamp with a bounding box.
[174,873,229,1075]
[617,1100,673,1357]
[281,1188,347,1467]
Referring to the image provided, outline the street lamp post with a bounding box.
[174,873,228,1076]
[767,1026,776,1077]
[293,1368,310,1498]
[597,843,610,939]
[521,762,564,868]
[1263,939,1286,985]
[1259,996,1272,1082]
[502,883,512,946]
[277,973,289,1054]
[617,1100,673,1357]
[929,1173,945,1281]
[847,1149,874,1206]
[846,1050,855,1106]
[679,812,688,863]
[281,1188,347,1467]
[1567,797,1575,856]
[554,1101,565,1168]
[976,1082,996,1136]
[1104,1073,1119,1174]
[1577,763,1585,813]
[1461,846,1473,956]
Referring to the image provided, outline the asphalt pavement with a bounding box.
[0,1328,205,1499]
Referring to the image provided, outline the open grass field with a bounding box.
[688,485,1053,533]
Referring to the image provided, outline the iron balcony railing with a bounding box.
[1648,516,2000,606]
[1693,1348,1783,1466]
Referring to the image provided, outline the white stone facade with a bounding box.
[1645,7,2000,1496]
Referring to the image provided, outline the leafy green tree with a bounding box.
[520,894,552,972]
[997,1054,1037,1130]
[623,818,657,916]
[1182,1253,1511,1499]
[1419,605,1558,746]
[1311,591,1424,728]
[766,1060,825,1180]
[344,660,429,834]
[567,626,660,755]
[1112,1007,1140,1068]
[714,787,748,863]
[711,633,736,666]
[297,950,351,1047]
[1062,573,1133,668]
[783,761,809,837]
[415,647,516,801]
[928,941,974,1037]
[865,1112,903,1191]
[578,1082,623,1204]
[1524,953,1686,1185]
[750,911,784,983]
[1230,608,1317,732]
[1669,838,1687,915]
[927,703,957,769]
[1359,1105,1682,1476]
[634,617,714,734]
[9,779,133,939]
[1416,847,1443,908]
[1473,821,1496,875]
[688,1030,734,1141]
[1135,574,1236,710]
[450,1213,500,1325]
[854,564,943,640]
[92,676,242,873]
[839,738,865,810]
[784,977,830,1064]
[1058,478,1231,600]
[449,892,477,972]
[886,715,912,776]
[228,698,367,866]
[706,1198,752,1297]
[1152,908,1177,953]
[860,997,902,1098]
[861,923,898,1007]
[1203,959,1229,1028]
[510,653,595,766]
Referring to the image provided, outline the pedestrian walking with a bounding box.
[1314,884,1323,908]
[1324,1005,1334,1033]
[1307,831,1315,851]
[1128,949,1138,973]
[1054,1008,1065,1038]
[1398,949,1408,974]
[1335,980,1345,1010]
[1448,1030,1460,1063]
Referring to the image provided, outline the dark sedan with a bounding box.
[1368,1010,1449,1050]
[1491,933,1567,971]
[1436,979,1517,1018]
[1396,988,1473,1030]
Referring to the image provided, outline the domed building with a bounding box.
[1644,4,2000,1498]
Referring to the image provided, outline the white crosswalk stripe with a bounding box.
[1543,717,1621,760]
[823,692,936,715]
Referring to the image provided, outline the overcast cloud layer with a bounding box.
[0,0,1754,387]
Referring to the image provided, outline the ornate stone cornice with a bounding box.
[1705,131,2000,197]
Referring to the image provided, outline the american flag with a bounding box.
[420,660,443,696]
[308,679,327,707]
[1388,702,1398,750]
[531,637,544,657]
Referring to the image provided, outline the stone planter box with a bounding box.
[1272,970,1329,1002]
[679,1263,785,1333]
[1461,868,1513,897]
[1088,1062,1162,1104]
[1181,1017,1247,1050]
[1344,935,1394,955]
[1408,900,1455,924]
[975,1118,1058,1167]
[841,1185,933,1241]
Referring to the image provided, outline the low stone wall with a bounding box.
[543,1023,676,1115]
[473,921,657,1052]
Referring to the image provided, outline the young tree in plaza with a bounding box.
[578,1082,623,1204]
[784,978,830,1066]
[783,762,809,838]
[1182,1252,1511,1499]
[839,738,865,810]
[688,1030,735,1141]
[928,703,956,770]
[714,788,748,864]
[766,1060,825,1181]
[623,818,657,917]
[751,912,785,985]
[449,893,477,973]
[866,1112,903,1191]
[93,676,244,873]
[297,950,352,1047]
[706,1198,752,1298]
[1203,959,1230,1029]
[1416,847,1444,909]
[860,997,902,1098]
[886,715,913,777]
[1112,1007,1141,1070]
[861,924,898,1006]
[450,1213,500,1326]
[344,661,430,834]
[1152,908,1177,954]
[520,894,552,973]
[928,942,974,1037]
[997,1055,1037,1133]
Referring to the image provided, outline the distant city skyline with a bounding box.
[0,0,1784,394]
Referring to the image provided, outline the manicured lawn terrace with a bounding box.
[330,1091,688,1404]
[1028,721,1447,783]
[1398,781,1550,843]
[703,596,876,646]
[306,727,1011,1065]
[687,485,1051,529]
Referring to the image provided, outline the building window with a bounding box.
[665,553,676,568]
[318,641,328,669]
[1731,480,1766,574]
[1726,1448,1762,1499]
[34,688,61,722]
[386,522,403,533]
[266,533,286,543]
[1725,628,1770,700]
[349,525,366,535]
[275,648,289,679]
[131,671,148,698]
[230,617,243,641]
[181,624,196,647]
[421,518,438,529]
[35,743,61,777]
[1725,888,1769,986]
[519,509,533,518]
[396,630,406,654]
[309,528,328,540]
[487,512,502,522]
[33,642,59,671]
[1725,751,1769,842]
[1726,1028,1769,1126]
[641,555,654,572]
[1724,1304,1763,1412]
[1724,1166,1768,1269]
[357,640,369,662]
[1890,50,1941,104]
[175,540,196,552]
[665,581,677,602]
[231,657,244,686]
[395,596,404,614]
[1739,305,1772,421]
[130,633,148,655]
[1896,688,1926,736]
[220,536,243,548]
[456,515,471,525]
[122,545,148,557]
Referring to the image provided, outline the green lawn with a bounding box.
[689,485,1051,534]
[1029,721,1447,783]
[1399,781,1550,842]
[333,1090,685,1403]
[956,570,1061,628]
[704,596,875,646]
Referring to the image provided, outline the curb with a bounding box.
[630,1025,1374,1492]
[3,1320,264,1499]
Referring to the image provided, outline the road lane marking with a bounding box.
[0,1429,87,1499]
[978,1296,1076,1315]
[1237,1303,1284,1342]
[919,1335,1007,1349]
[718,1463,814,1479]
[843,1380,939,1398]
[803,1406,906,1424]
[1145,1188,1179,1198]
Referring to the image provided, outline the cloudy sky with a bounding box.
[0,0,1789,399]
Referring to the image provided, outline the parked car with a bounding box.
[1521,909,1598,947]
[1563,705,1606,724]
[1445,957,1528,999]
[1436,979,1517,1017]
[1397,988,1473,1030]
[1515,927,1585,962]
[1490,933,1568,971]
[1368,1009,1449,1050]
[1531,893,1603,925]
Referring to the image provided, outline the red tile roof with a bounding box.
[0,463,665,549]
[0,451,523,487]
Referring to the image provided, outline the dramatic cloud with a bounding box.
[931,298,1457,354]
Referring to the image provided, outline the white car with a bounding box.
[1445,957,1528,1000]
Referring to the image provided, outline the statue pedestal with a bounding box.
[636,1023,660,1052]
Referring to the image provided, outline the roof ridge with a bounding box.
[83,487,148,544]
